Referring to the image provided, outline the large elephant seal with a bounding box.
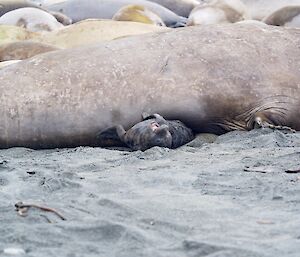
[112,5,166,26]
[148,0,200,17]
[42,0,187,27]
[0,24,299,149]
[30,19,169,49]
[0,41,59,61]
[187,0,250,25]
[263,6,300,28]
[0,7,64,32]
[240,0,300,20]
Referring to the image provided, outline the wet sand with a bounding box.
[1,129,300,257]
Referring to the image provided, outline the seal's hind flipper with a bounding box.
[254,116,296,133]
[95,126,126,147]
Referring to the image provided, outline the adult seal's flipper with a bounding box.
[95,126,126,147]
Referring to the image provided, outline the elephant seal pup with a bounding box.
[0,7,64,32]
[263,6,300,28]
[98,115,172,151]
[0,41,60,61]
[148,0,200,17]
[113,5,166,26]
[42,0,187,27]
[30,19,169,49]
[0,24,299,149]
[97,114,194,150]
[187,0,250,25]
[0,25,37,45]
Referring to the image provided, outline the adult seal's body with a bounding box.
[0,41,59,61]
[241,0,300,20]
[30,19,169,49]
[263,6,300,28]
[0,24,299,149]
[42,0,187,27]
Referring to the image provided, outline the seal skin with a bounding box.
[0,7,64,32]
[0,25,38,45]
[0,41,59,61]
[116,120,172,151]
[112,5,166,26]
[148,0,200,17]
[0,24,300,149]
[240,0,300,21]
[29,19,169,49]
[97,114,194,150]
[263,6,300,28]
[42,0,187,27]
[0,0,40,16]
[187,0,250,25]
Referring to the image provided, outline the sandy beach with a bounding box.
[1,129,299,257]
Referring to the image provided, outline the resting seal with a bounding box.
[97,113,194,150]
[42,0,187,27]
[112,5,166,26]
[0,24,299,149]
[30,19,169,49]
[0,0,72,25]
[263,6,300,28]
[187,0,250,25]
[0,41,59,61]
[0,7,64,32]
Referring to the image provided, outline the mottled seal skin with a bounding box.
[42,0,187,27]
[0,41,59,61]
[0,7,64,32]
[0,24,300,149]
[187,0,250,25]
[98,114,194,150]
[263,6,300,28]
[112,5,166,26]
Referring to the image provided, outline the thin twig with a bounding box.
[15,202,66,221]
